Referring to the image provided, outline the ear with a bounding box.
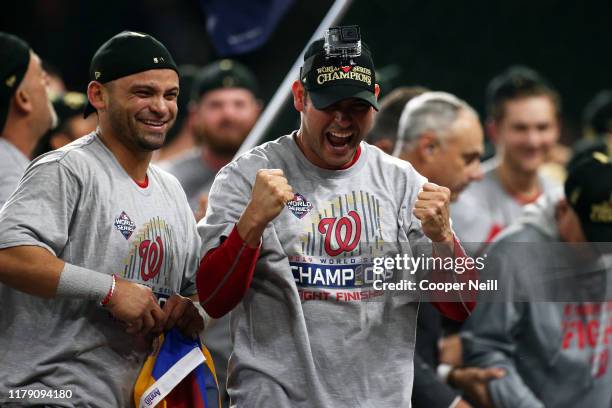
[87,81,107,112]
[292,80,306,112]
[12,86,33,115]
[416,132,439,163]
[485,119,499,145]
[374,83,381,98]
[254,98,264,115]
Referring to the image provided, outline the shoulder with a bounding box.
[361,143,428,198]
[29,133,99,178]
[220,134,294,178]
[149,164,187,194]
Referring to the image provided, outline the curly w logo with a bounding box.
[139,236,164,281]
[318,210,362,256]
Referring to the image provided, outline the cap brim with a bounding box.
[582,221,612,243]
[83,101,96,118]
[309,86,379,111]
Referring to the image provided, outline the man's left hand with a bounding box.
[413,182,453,243]
[162,294,205,338]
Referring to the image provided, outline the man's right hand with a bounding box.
[237,169,294,247]
[448,366,505,408]
[106,277,166,336]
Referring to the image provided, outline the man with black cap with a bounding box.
[462,150,612,408]
[164,59,262,216]
[0,31,203,407]
[196,26,477,406]
[0,32,57,207]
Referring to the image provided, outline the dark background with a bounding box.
[3,0,611,145]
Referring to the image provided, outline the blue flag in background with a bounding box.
[201,0,295,56]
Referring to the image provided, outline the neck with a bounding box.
[497,158,541,200]
[1,121,38,159]
[200,145,232,172]
[96,127,151,183]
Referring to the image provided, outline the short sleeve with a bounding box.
[0,160,81,256]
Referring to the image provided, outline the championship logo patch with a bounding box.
[114,211,137,240]
[287,193,313,219]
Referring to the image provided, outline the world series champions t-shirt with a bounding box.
[0,133,201,407]
[198,133,434,408]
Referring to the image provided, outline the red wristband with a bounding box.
[100,274,116,307]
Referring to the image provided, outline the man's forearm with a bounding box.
[0,245,112,302]
[0,246,64,297]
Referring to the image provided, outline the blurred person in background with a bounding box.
[42,60,66,99]
[570,89,612,162]
[366,85,429,154]
[0,32,57,207]
[462,150,612,408]
[32,91,97,157]
[154,64,200,163]
[164,59,262,218]
[396,91,503,408]
[165,59,261,408]
[451,66,561,247]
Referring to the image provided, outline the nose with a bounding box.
[149,95,170,117]
[333,109,352,127]
[524,129,542,147]
[470,161,484,181]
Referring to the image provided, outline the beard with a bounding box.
[194,124,248,156]
[106,102,170,152]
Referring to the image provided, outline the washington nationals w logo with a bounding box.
[318,210,362,256]
[139,236,164,281]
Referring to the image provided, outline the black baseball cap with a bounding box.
[84,31,179,117]
[583,90,612,138]
[565,151,612,242]
[191,59,259,102]
[300,37,379,111]
[0,32,31,134]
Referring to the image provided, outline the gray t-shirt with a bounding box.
[0,133,201,407]
[163,147,217,211]
[199,133,431,408]
[0,138,30,208]
[450,159,560,245]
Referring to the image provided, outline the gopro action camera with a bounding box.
[324,25,362,61]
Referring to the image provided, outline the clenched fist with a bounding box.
[237,169,294,247]
[413,182,453,243]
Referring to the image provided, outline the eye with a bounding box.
[165,92,178,101]
[135,90,152,98]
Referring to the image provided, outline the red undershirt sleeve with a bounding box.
[196,225,260,318]
[430,235,478,321]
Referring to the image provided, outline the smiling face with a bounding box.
[292,80,379,169]
[102,68,179,152]
[494,95,559,175]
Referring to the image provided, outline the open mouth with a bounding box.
[138,118,167,131]
[326,130,354,150]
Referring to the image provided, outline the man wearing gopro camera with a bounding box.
[196,26,477,407]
